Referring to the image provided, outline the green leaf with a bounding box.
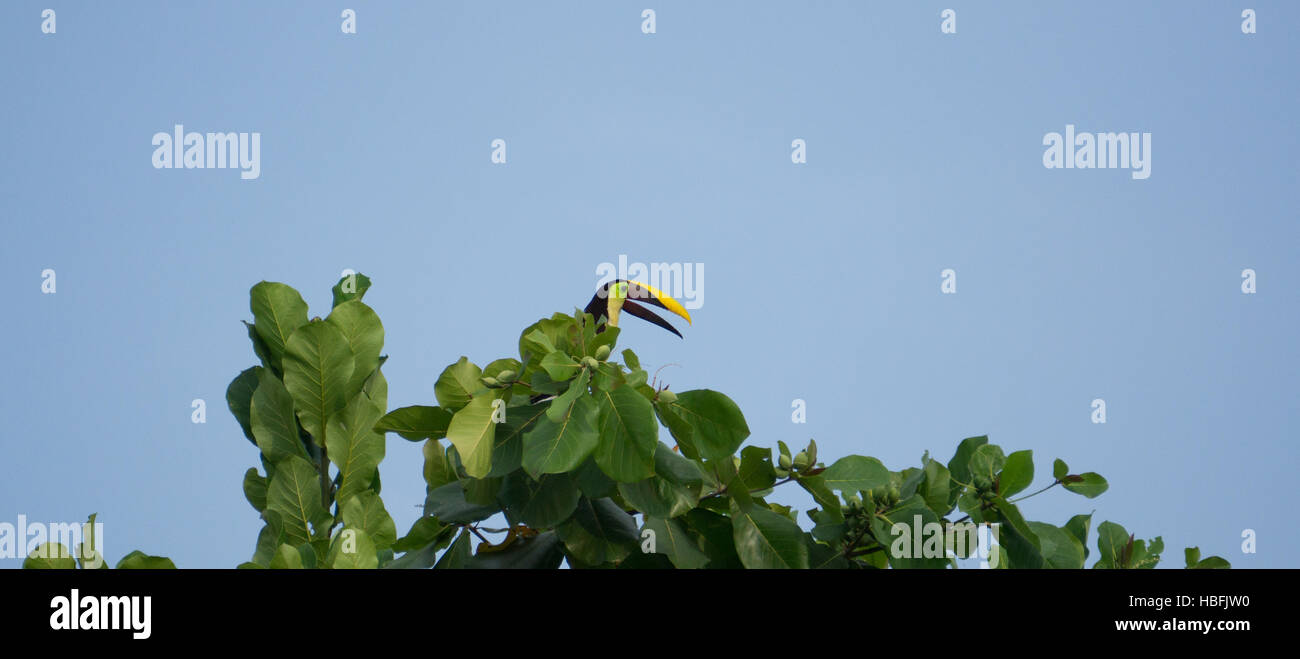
[919,457,952,516]
[385,525,456,569]
[76,513,107,569]
[1094,521,1130,569]
[115,550,177,569]
[243,468,268,513]
[795,474,842,521]
[1065,513,1093,560]
[594,385,658,482]
[325,299,384,397]
[486,403,546,478]
[1028,522,1086,569]
[1184,546,1200,567]
[423,481,499,524]
[738,446,776,492]
[968,444,1006,490]
[1190,556,1231,569]
[265,454,331,546]
[434,529,474,569]
[500,471,582,528]
[467,531,565,569]
[331,272,372,307]
[340,491,397,550]
[683,509,743,568]
[731,503,810,569]
[621,349,641,371]
[523,393,599,478]
[269,544,304,569]
[541,351,582,382]
[642,516,708,569]
[282,320,355,440]
[557,497,640,565]
[374,405,453,442]
[445,392,500,479]
[434,357,482,412]
[947,435,988,486]
[226,366,260,445]
[618,444,705,518]
[1063,472,1109,498]
[998,450,1034,498]
[328,528,378,569]
[393,517,446,553]
[665,390,750,461]
[23,543,76,569]
[326,390,387,504]
[1052,458,1069,480]
[423,440,457,490]
[249,282,309,371]
[820,455,891,493]
[250,368,310,464]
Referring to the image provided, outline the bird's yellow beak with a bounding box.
[627,280,692,324]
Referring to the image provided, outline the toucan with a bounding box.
[584,280,692,338]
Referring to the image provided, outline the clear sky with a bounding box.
[2,1,1296,568]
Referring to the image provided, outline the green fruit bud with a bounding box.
[481,376,500,387]
[582,356,599,370]
[657,389,677,404]
[778,454,792,469]
[806,440,818,467]
[594,345,611,361]
[793,451,810,470]
[496,369,516,383]
[774,467,790,479]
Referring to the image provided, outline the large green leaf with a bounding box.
[331,272,372,307]
[467,532,565,569]
[341,491,397,550]
[328,528,378,569]
[434,529,474,569]
[1063,472,1109,498]
[265,454,331,546]
[326,299,384,398]
[249,282,309,371]
[947,435,988,486]
[423,481,499,524]
[642,516,708,569]
[731,503,810,569]
[523,394,599,478]
[115,551,178,569]
[374,405,453,441]
[617,443,705,518]
[594,386,658,482]
[22,543,76,569]
[738,446,776,492]
[250,368,309,464]
[486,402,547,478]
[226,366,260,445]
[820,455,891,493]
[998,450,1034,498]
[243,468,268,513]
[282,320,355,440]
[557,497,640,565]
[1027,522,1085,569]
[500,471,582,528]
[541,351,582,382]
[968,444,1006,490]
[445,393,500,479]
[434,357,482,411]
[326,391,386,504]
[664,390,749,461]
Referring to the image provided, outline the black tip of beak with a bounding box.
[621,299,684,338]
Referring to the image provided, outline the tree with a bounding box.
[23,273,1230,570]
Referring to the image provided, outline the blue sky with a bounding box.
[2,1,1296,568]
